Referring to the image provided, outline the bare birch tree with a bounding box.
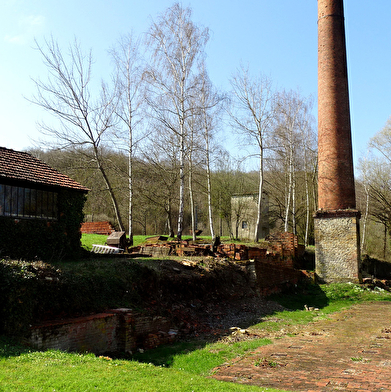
[187,107,201,241]
[363,158,391,259]
[274,90,303,234]
[145,3,209,239]
[198,66,223,242]
[110,33,145,245]
[229,66,274,242]
[357,157,371,255]
[140,122,181,238]
[30,37,125,231]
[273,90,316,238]
[363,119,391,258]
[369,116,391,163]
[300,109,317,246]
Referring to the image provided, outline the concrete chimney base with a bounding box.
[314,210,362,283]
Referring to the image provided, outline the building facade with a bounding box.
[231,193,269,241]
[0,147,89,260]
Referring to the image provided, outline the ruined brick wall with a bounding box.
[29,309,175,354]
[30,312,119,353]
[255,258,303,296]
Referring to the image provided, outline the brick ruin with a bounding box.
[133,232,307,296]
[29,232,309,354]
[30,309,176,355]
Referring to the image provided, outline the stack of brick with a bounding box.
[139,243,172,257]
[267,232,305,260]
[80,221,115,235]
[175,243,211,257]
[144,330,177,349]
[217,244,249,260]
[254,256,303,296]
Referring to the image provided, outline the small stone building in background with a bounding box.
[231,193,269,240]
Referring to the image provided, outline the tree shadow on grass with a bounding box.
[118,283,330,368]
[124,339,212,367]
[0,283,330,368]
[269,282,330,311]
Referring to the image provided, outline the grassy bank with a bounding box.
[0,337,282,392]
[1,283,391,391]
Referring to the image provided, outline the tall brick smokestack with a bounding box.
[315,0,361,283]
[318,0,356,210]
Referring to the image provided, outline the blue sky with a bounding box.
[1,0,391,168]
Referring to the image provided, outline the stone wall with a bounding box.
[314,211,361,283]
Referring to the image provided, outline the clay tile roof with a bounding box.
[0,147,89,192]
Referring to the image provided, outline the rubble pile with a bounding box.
[130,232,305,264]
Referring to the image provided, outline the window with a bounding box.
[0,184,58,220]
[242,221,248,229]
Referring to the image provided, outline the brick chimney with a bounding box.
[315,0,361,283]
[317,0,355,210]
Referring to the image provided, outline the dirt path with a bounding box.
[212,301,391,392]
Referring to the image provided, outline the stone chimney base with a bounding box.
[314,210,362,283]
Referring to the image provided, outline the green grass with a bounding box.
[81,234,153,250]
[253,281,391,334]
[130,338,272,376]
[0,340,285,392]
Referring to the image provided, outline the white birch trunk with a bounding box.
[204,116,215,241]
[361,180,370,254]
[254,147,264,242]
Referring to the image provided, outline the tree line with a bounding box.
[357,116,391,261]
[29,3,391,260]
[29,3,319,245]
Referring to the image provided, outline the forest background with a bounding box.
[26,3,391,261]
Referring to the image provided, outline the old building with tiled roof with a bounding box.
[0,147,89,192]
[0,147,88,260]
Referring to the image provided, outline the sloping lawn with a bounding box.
[0,341,285,392]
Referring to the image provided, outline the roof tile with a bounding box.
[0,147,89,192]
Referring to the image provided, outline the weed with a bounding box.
[254,357,280,368]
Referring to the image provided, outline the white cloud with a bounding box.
[4,14,45,45]
[20,15,45,28]
[4,34,26,45]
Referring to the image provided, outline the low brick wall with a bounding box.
[29,309,176,354]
